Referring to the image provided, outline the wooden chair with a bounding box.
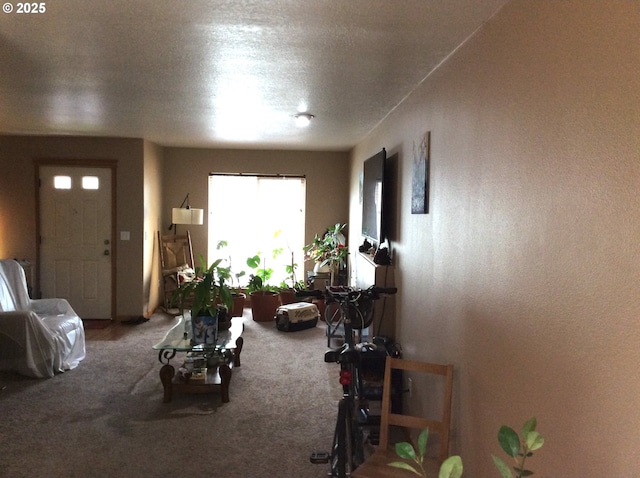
[158,231,195,311]
[353,357,454,478]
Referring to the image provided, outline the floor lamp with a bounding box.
[169,193,204,234]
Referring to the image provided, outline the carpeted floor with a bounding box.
[81,318,113,329]
[0,309,341,478]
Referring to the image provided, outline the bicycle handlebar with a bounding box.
[371,286,397,295]
[295,285,397,302]
[295,289,324,298]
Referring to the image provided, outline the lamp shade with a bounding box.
[172,207,204,225]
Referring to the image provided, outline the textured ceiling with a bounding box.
[0,0,509,151]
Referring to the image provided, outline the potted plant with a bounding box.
[173,254,233,339]
[277,249,306,305]
[303,223,349,286]
[246,252,280,322]
[214,241,247,318]
[229,270,247,317]
[214,265,243,324]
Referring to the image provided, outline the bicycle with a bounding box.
[297,285,400,477]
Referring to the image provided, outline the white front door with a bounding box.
[39,166,113,319]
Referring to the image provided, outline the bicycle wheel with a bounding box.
[325,301,342,327]
[325,301,344,346]
[351,296,374,330]
[331,399,349,477]
[349,363,366,469]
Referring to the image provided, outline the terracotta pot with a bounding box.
[231,292,246,317]
[249,291,280,322]
[278,289,297,306]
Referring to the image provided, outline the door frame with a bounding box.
[34,159,118,319]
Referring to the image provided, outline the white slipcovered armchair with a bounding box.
[0,259,86,378]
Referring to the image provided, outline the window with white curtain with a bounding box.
[208,174,306,287]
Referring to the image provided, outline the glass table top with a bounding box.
[152,314,244,352]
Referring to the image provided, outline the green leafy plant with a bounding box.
[389,418,543,478]
[246,230,292,293]
[246,252,279,293]
[303,223,348,268]
[279,249,305,290]
[213,240,246,295]
[492,417,544,478]
[388,428,463,478]
[303,223,348,285]
[172,253,232,319]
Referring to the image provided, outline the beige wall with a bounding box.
[349,1,640,476]
[0,135,145,320]
[143,140,164,315]
[162,147,350,277]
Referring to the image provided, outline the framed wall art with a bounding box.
[411,130,430,214]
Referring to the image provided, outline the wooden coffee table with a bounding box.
[152,314,244,403]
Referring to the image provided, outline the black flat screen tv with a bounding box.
[361,148,386,244]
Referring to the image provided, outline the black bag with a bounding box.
[275,302,319,332]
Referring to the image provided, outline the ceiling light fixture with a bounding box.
[294,112,314,127]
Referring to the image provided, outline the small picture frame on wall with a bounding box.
[411,130,430,214]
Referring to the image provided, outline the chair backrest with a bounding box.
[158,231,195,272]
[0,259,31,312]
[378,357,454,464]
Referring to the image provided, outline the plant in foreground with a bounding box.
[493,417,544,478]
[388,417,543,478]
[388,428,463,478]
